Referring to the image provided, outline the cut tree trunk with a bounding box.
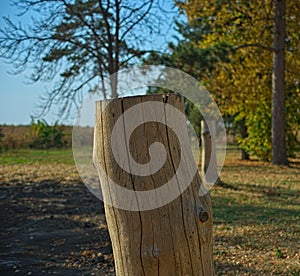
[201,120,222,186]
[93,94,214,275]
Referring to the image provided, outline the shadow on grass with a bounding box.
[212,193,299,225]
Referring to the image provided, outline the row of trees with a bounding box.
[0,0,299,164]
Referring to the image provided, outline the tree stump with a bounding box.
[201,120,221,186]
[93,94,214,275]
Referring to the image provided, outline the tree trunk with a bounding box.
[272,0,288,165]
[93,94,214,275]
[240,119,250,160]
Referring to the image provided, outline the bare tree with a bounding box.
[0,0,176,118]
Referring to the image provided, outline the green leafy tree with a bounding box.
[176,0,300,162]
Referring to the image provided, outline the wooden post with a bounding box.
[93,94,214,275]
[201,120,221,185]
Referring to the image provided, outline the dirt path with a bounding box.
[0,164,115,275]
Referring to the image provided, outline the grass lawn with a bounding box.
[0,147,299,275]
[0,148,75,165]
[212,149,300,275]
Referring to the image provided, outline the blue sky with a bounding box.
[0,0,181,125]
[0,0,60,125]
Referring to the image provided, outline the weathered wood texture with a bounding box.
[201,120,220,186]
[93,94,214,275]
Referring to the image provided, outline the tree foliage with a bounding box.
[144,20,233,140]
[30,118,66,149]
[176,0,300,161]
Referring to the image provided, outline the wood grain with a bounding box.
[93,94,214,275]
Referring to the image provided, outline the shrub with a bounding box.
[29,118,66,149]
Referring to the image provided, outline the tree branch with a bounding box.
[235,43,274,52]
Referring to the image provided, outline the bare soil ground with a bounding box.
[0,164,114,275]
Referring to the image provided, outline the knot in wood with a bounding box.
[198,210,209,222]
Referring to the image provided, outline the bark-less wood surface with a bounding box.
[201,120,220,186]
[93,94,214,275]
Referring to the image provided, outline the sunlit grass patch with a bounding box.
[0,149,75,165]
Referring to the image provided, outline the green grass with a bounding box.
[0,148,75,165]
